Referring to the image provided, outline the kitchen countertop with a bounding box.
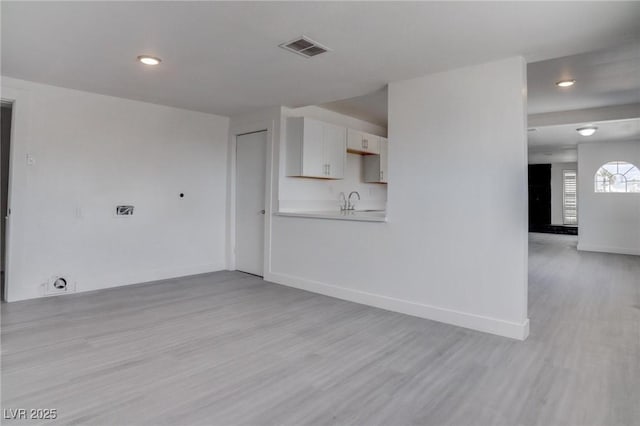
[276,210,386,222]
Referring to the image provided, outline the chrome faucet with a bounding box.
[347,191,360,210]
[339,192,348,211]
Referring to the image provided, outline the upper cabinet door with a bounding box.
[347,128,363,152]
[363,137,389,183]
[323,123,347,179]
[362,133,380,154]
[286,117,346,179]
[379,137,388,183]
[300,118,326,178]
[347,129,380,154]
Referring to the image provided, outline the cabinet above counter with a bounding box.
[286,116,388,182]
[347,129,380,155]
[363,137,388,183]
[286,117,347,179]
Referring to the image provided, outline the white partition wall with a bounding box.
[265,57,530,339]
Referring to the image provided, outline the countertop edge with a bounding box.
[275,211,387,223]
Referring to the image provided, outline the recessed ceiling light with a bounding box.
[137,55,161,66]
[556,79,576,87]
[577,126,598,136]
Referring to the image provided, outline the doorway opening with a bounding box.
[1,101,13,301]
[235,130,267,277]
[528,163,579,235]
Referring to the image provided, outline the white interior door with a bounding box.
[235,131,267,276]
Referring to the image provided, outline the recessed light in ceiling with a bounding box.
[137,55,161,66]
[577,126,598,136]
[556,79,576,87]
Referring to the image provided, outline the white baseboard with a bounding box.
[264,271,530,340]
[7,263,226,302]
[577,243,640,256]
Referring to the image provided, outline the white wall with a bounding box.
[2,77,230,301]
[577,141,640,255]
[258,57,529,339]
[528,150,577,165]
[279,106,388,212]
[551,162,577,225]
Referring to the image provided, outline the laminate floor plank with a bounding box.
[1,234,639,425]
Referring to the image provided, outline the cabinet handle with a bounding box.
[328,164,331,176]
[381,170,384,181]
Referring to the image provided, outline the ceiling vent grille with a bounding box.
[279,36,330,58]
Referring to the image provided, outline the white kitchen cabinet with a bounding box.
[286,117,346,179]
[364,137,388,183]
[347,129,379,154]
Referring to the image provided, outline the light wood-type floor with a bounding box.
[2,234,639,425]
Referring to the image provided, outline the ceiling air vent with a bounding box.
[279,36,330,58]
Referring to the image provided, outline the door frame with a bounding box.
[234,130,268,276]
[226,113,278,276]
[1,83,30,301]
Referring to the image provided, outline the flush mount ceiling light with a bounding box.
[137,55,161,65]
[556,79,576,87]
[577,126,598,136]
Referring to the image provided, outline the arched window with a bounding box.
[594,161,640,193]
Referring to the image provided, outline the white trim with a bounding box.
[577,243,640,256]
[0,83,31,302]
[265,271,530,340]
[227,111,279,275]
[7,263,226,302]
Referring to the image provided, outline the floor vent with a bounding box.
[279,36,330,58]
[45,275,76,296]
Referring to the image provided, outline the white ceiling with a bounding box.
[528,149,578,165]
[2,1,639,117]
[527,43,640,115]
[528,118,640,164]
[321,87,388,127]
[529,118,640,150]
[319,42,640,131]
[526,44,640,161]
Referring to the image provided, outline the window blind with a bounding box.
[563,170,577,225]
